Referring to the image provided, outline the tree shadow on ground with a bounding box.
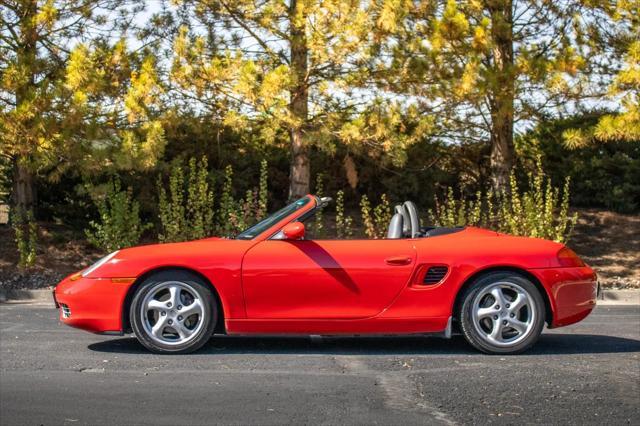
[88,333,640,356]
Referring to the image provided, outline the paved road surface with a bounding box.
[1,303,639,425]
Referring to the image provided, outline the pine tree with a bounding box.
[375,0,620,192]
[169,0,411,199]
[563,2,639,147]
[0,1,165,212]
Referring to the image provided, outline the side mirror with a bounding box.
[282,222,305,240]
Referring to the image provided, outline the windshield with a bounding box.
[236,197,312,240]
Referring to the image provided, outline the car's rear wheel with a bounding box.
[458,272,545,354]
[130,271,217,354]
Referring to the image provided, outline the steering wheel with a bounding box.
[403,201,420,238]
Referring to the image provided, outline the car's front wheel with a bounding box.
[458,272,545,354]
[130,271,217,354]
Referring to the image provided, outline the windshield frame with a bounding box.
[235,195,316,240]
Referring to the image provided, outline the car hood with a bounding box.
[85,237,255,279]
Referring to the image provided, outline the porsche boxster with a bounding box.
[54,195,598,354]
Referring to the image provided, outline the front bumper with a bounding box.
[528,266,598,328]
[54,275,131,334]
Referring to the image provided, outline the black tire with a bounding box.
[458,272,545,354]
[130,270,217,354]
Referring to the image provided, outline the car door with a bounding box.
[241,239,416,319]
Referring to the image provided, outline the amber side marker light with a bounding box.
[557,247,585,267]
[111,278,136,284]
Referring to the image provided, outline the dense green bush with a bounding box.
[518,112,640,213]
[158,157,215,242]
[157,158,270,240]
[85,179,149,252]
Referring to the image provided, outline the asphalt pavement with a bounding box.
[0,303,638,425]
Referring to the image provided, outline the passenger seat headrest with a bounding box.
[395,205,410,235]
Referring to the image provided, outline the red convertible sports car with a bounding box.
[54,195,598,354]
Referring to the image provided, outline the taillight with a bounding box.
[557,247,585,267]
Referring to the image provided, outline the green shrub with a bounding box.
[313,173,325,237]
[186,157,216,239]
[360,194,375,239]
[428,164,577,243]
[85,179,149,252]
[158,157,214,242]
[373,194,392,239]
[257,159,268,220]
[360,194,391,239]
[218,162,270,235]
[518,112,640,213]
[335,190,353,238]
[499,168,576,243]
[428,188,485,228]
[217,164,237,235]
[12,207,37,268]
[229,189,257,232]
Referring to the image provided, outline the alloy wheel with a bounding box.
[140,281,205,346]
[471,282,536,348]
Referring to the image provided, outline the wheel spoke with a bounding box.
[168,285,181,308]
[508,318,528,334]
[146,299,166,312]
[173,321,194,339]
[490,288,507,307]
[509,292,529,314]
[151,316,168,338]
[488,318,504,342]
[476,306,495,320]
[180,299,203,318]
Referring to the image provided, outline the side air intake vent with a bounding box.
[423,266,448,285]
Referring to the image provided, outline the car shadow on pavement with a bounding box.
[88,333,640,356]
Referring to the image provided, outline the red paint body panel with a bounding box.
[242,239,416,319]
[528,266,597,327]
[54,195,598,337]
[55,276,129,332]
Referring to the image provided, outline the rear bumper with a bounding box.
[54,275,130,334]
[528,266,598,328]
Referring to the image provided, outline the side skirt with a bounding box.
[224,316,451,336]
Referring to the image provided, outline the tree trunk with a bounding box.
[12,0,38,214]
[488,0,515,194]
[288,0,310,200]
[12,157,36,212]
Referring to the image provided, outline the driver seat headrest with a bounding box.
[403,201,421,238]
[387,213,404,239]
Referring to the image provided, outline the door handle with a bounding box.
[385,256,412,266]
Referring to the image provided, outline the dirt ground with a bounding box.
[0,209,638,289]
[570,209,640,288]
[0,223,102,290]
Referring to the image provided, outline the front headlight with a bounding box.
[82,251,119,277]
